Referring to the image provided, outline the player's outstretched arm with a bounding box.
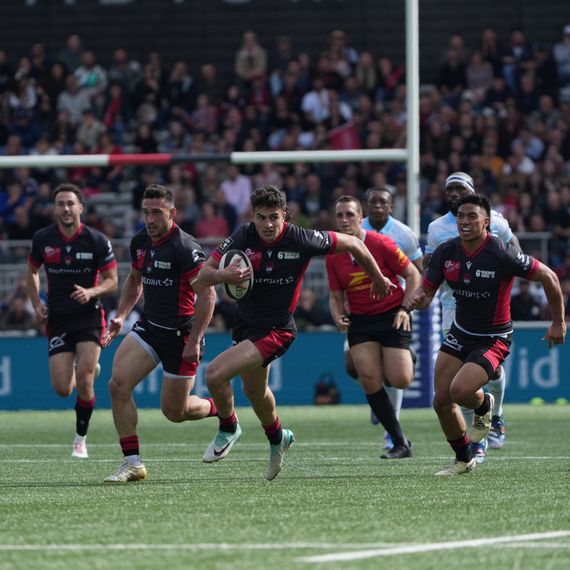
[333,233,396,299]
[530,262,566,348]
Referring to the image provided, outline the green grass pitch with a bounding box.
[0,404,569,569]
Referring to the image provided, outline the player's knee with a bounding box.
[53,384,73,398]
[108,375,130,400]
[449,383,471,406]
[161,404,184,423]
[433,392,452,415]
[205,362,227,391]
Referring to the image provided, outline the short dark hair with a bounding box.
[335,195,362,214]
[457,193,491,218]
[364,185,394,201]
[142,184,174,205]
[52,183,84,204]
[250,185,287,211]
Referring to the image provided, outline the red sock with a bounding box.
[120,435,140,457]
[205,397,217,417]
[263,417,283,445]
[448,434,471,463]
[218,411,237,433]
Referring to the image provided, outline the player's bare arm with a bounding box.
[334,232,396,299]
[25,263,48,323]
[408,283,437,311]
[328,289,349,332]
[103,267,142,346]
[530,262,566,348]
[194,256,251,287]
[183,277,216,364]
[70,267,118,305]
[393,263,421,331]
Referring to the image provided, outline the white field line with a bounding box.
[298,531,570,563]
[0,542,390,552]
[1,456,569,464]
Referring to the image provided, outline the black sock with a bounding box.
[474,393,491,417]
[366,388,406,446]
[75,397,95,437]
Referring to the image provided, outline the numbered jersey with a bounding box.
[211,222,336,330]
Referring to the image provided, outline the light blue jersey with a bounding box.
[425,210,514,310]
[362,215,422,262]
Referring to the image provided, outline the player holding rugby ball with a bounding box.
[194,185,395,480]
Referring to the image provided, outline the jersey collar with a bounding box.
[58,223,83,243]
[151,223,177,247]
[461,232,491,258]
[259,221,288,247]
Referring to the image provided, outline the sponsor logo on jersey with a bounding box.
[454,289,492,299]
[277,251,301,260]
[76,252,94,260]
[136,248,146,261]
[44,246,61,263]
[463,273,471,284]
[245,248,262,271]
[347,271,371,292]
[444,260,460,281]
[255,276,295,286]
[64,256,72,266]
[141,276,174,287]
[265,262,274,273]
[475,269,495,279]
[154,260,172,269]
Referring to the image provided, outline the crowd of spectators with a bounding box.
[1,25,570,329]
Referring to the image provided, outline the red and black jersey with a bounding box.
[212,222,337,330]
[29,223,116,317]
[424,234,539,335]
[326,231,409,315]
[130,224,206,330]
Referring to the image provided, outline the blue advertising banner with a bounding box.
[0,323,566,410]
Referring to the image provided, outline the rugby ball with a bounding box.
[219,249,254,300]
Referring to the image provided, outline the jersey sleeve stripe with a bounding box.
[211,250,223,262]
[328,231,338,252]
[526,258,539,280]
[28,256,41,268]
[99,260,117,272]
[183,264,203,282]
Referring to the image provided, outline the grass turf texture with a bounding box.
[0,405,569,569]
